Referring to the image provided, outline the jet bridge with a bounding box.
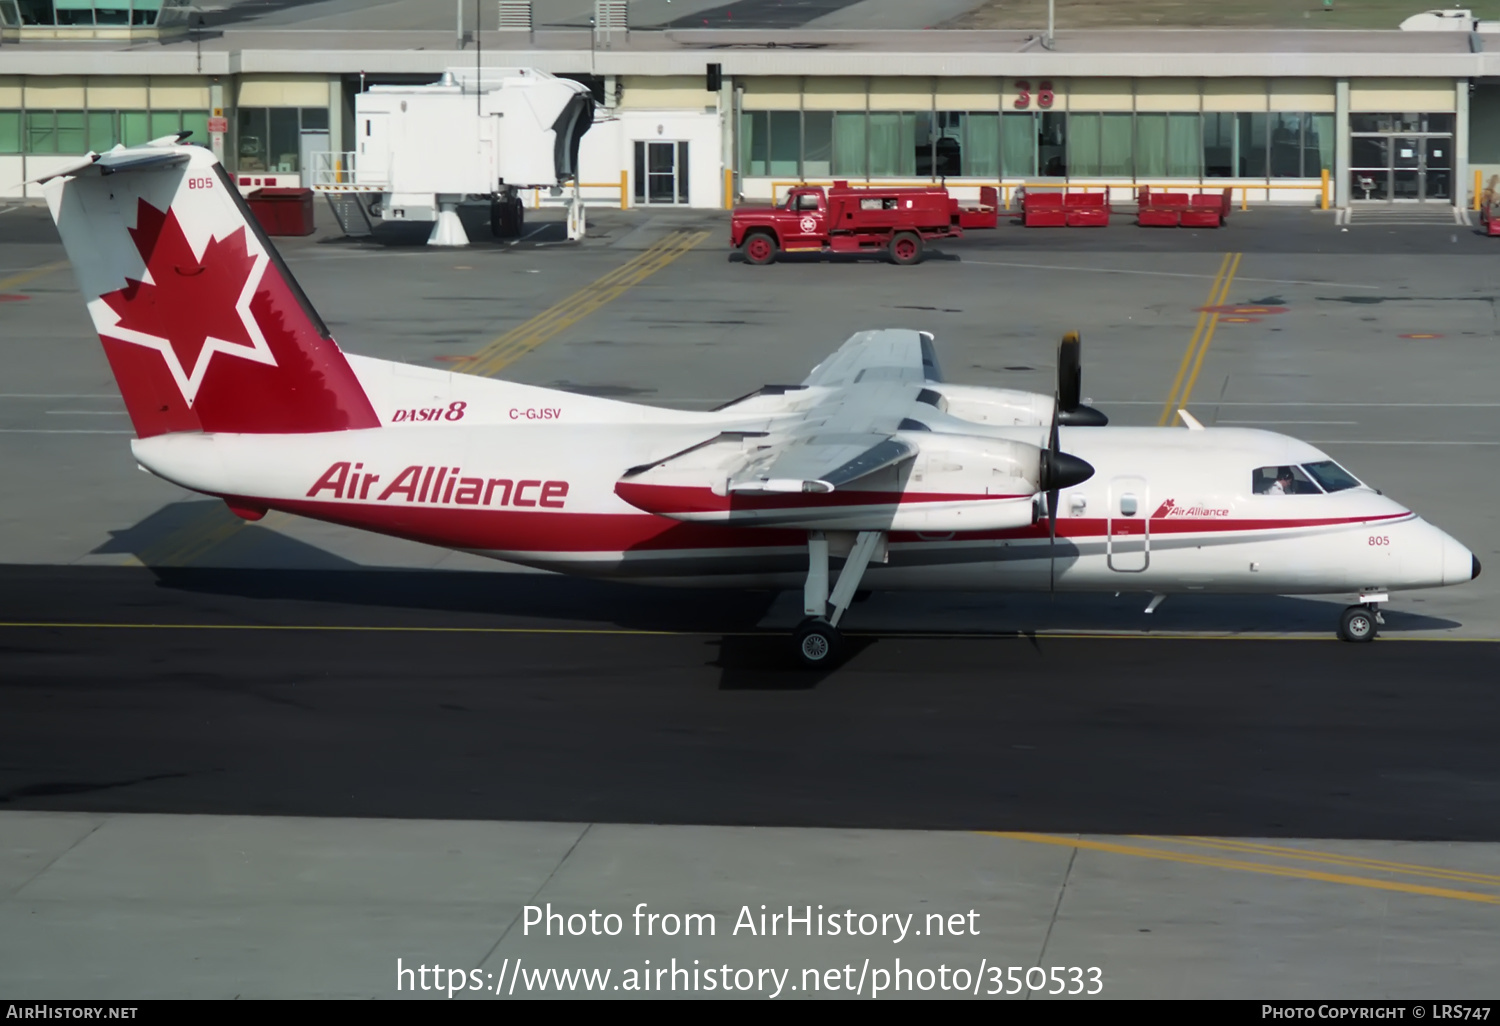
[313,67,595,245]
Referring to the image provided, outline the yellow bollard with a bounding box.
[1321,168,1329,210]
[620,169,629,210]
[723,166,734,210]
[1476,168,1484,212]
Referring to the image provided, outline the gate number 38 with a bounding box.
[1368,536,1390,546]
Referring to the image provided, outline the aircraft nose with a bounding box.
[1442,532,1479,585]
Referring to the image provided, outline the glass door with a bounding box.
[1350,136,1390,201]
[633,141,691,205]
[1393,137,1420,200]
[646,141,676,203]
[1424,137,1452,201]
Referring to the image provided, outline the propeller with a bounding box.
[1043,332,1099,590]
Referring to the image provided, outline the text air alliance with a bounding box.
[308,462,568,508]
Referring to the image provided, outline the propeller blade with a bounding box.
[1057,331,1081,412]
[1043,390,1095,591]
[1047,400,1060,591]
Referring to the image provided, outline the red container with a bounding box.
[246,187,315,236]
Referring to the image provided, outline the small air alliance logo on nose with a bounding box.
[1153,498,1230,518]
[89,201,277,405]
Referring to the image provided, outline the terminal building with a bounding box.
[1,1,1498,211]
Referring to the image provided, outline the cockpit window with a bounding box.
[1302,460,1361,493]
[1253,465,1322,495]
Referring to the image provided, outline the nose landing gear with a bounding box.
[1337,594,1386,643]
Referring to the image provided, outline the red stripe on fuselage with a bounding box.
[259,497,1412,557]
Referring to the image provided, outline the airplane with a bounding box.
[41,139,1480,666]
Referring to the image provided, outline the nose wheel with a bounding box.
[1337,604,1381,643]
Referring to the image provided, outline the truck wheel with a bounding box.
[742,231,778,265]
[889,231,923,265]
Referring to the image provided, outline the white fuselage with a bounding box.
[130,360,1474,598]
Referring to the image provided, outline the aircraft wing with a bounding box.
[800,328,942,387]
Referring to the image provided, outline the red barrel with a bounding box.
[246,187,315,236]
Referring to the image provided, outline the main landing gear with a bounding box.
[794,530,885,668]
[1337,592,1387,643]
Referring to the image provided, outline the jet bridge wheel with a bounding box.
[793,618,844,668]
[490,195,524,239]
[1337,605,1378,643]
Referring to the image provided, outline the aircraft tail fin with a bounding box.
[43,139,380,438]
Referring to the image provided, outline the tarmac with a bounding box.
[1,196,1498,998]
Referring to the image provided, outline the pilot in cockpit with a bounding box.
[1265,467,1296,495]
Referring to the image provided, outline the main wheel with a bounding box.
[793,618,843,668]
[889,231,923,265]
[1337,605,1378,643]
[742,231,778,265]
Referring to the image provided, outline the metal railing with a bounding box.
[768,169,1332,211]
[528,171,629,210]
[308,151,385,192]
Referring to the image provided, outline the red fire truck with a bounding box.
[731,181,998,266]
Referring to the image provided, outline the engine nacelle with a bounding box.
[616,435,1050,532]
[918,384,1055,428]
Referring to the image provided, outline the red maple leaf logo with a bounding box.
[94,200,276,404]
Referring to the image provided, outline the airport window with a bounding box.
[1269,112,1333,178]
[831,111,866,176]
[918,111,1000,178]
[867,111,917,176]
[1252,465,1322,495]
[23,110,84,154]
[1069,112,1134,177]
[1038,110,1067,176]
[235,106,327,173]
[16,109,208,154]
[1302,461,1361,494]
[0,111,18,153]
[1350,112,1453,134]
[768,111,800,176]
[739,109,806,177]
[803,110,832,176]
[737,107,1330,183]
[962,112,999,177]
[15,1,178,27]
[1001,112,1035,177]
[740,111,767,177]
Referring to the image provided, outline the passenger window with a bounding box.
[796,194,819,211]
[1119,494,1138,516]
[1303,460,1361,493]
[1252,465,1322,495]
